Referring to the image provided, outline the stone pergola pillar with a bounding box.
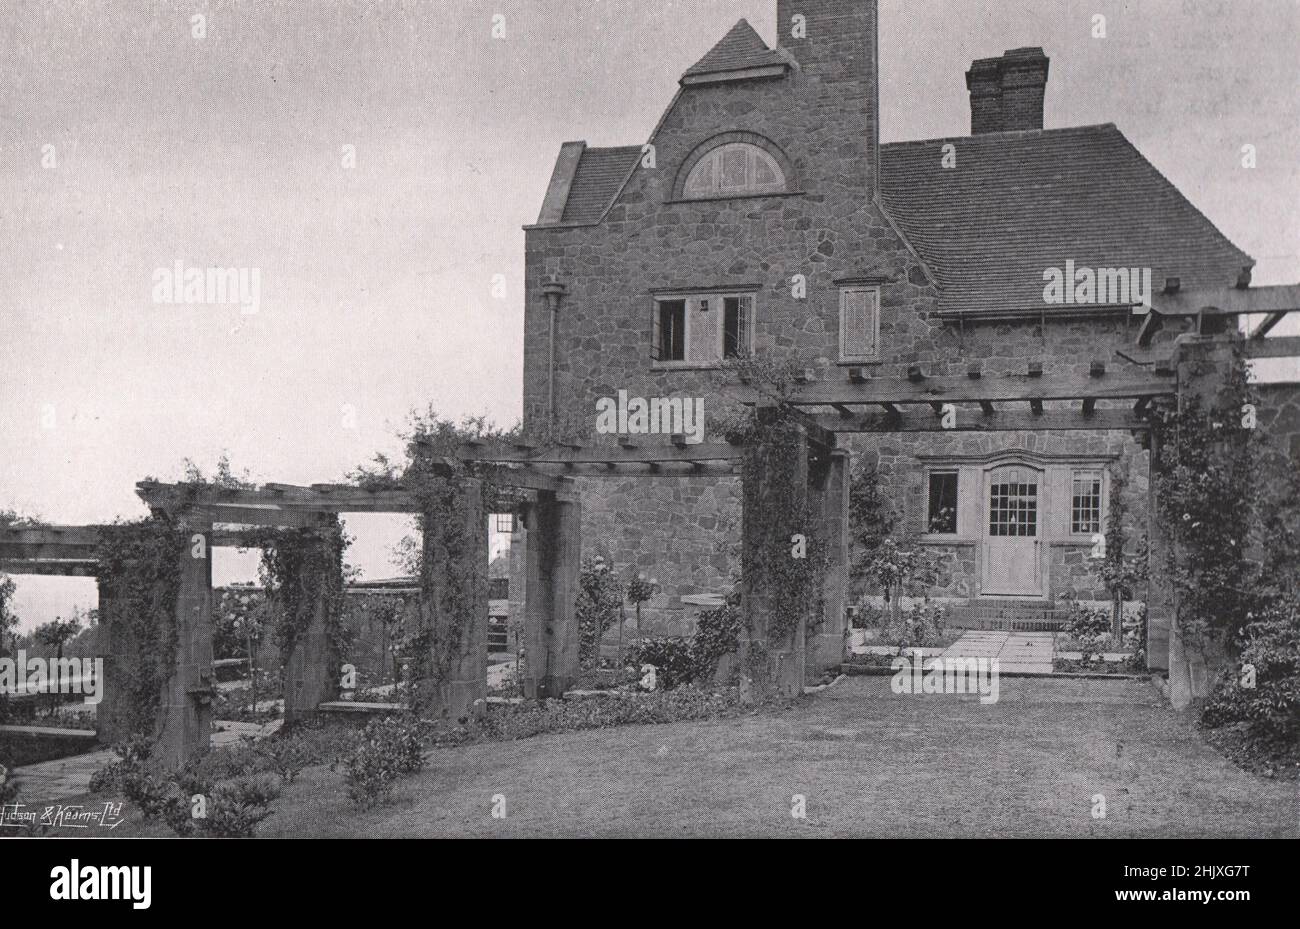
[422,477,489,719]
[522,490,581,698]
[740,418,810,699]
[283,516,344,724]
[154,518,214,768]
[94,575,127,746]
[1145,428,1173,676]
[808,445,850,679]
[1163,334,1238,707]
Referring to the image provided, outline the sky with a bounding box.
[2,0,1297,629]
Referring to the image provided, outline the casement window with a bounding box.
[653,293,753,365]
[927,471,959,535]
[683,143,786,198]
[494,513,514,533]
[839,286,880,362]
[1071,470,1104,535]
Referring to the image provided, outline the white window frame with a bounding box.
[1069,468,1108,537]
[683,143,786,199]
[652,292,756,369]
[838,286,881,363]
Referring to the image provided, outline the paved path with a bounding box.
[9,749,118,801]
[941,630,1055,674]
[12,717,283,803]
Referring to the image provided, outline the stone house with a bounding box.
[517,0,1262,638]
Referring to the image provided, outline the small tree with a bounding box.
[1096,469,1148,640]
[576,555,624,669]
[626,573,657,644]
[847,464,936,626]
[33,616,81,716]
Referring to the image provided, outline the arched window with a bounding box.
[683,142,786,198]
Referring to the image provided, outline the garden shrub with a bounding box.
[0,749,17,808]
[163,773,280,838]
[884,600,947,649]
[625,596,744,690]
[454,687,748,743]
[257,734,317,783]
[626,637,695,689]
[340,715,426,807]
[88,735,154,795]
[1200,603,1300,746]
[1063,603,1115,659]
[691,597,743,680]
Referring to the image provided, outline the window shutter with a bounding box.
[841,288,876,360]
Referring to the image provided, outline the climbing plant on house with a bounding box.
[716,358,831,677]
[1152,345,1261,646]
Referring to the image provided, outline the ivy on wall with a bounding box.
[1152,344,1261,647]
[241,522,352,676]
[718,359,832,660]
[94,518,190,739]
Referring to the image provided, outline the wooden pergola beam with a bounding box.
[730,369,1174,407]
[0,559,98,577]
[1243,335,1300,359]
[1136,284,1300,347]
[456,441,744,465]
[136,480,421,514]
[810,407,1151,433]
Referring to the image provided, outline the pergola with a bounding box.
[1,285,1295,766]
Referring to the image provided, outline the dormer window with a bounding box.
[683,142,786,198]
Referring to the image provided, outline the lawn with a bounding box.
[46,675,1295,838]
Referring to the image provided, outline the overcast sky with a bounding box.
[1,0,1297,627]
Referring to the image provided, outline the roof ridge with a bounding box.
[882,123,1118,149]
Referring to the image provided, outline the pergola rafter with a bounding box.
[728,360,1176,431]
[1134,282,1300,347]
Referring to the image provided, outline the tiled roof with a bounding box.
[682,19,788,78]
[878,124,1254,316]
[559,145,642,224]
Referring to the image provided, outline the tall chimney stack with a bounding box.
[965,47,1050,134]
[777,0,879,198]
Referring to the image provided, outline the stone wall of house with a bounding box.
[1257,382,1300,461]
[846,427,1150,604]
[519,2,1175,637]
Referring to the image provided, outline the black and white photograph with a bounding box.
[1,0,1297,894]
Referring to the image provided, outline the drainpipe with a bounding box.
[541,277,568,425]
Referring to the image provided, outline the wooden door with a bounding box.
[982,464,1043,597]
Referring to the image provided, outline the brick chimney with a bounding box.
[777,0,879,197]
[965,47,1050,134]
